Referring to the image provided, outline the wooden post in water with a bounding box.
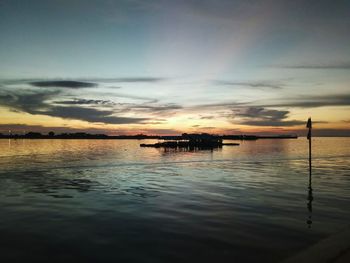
[306,117,312,188]
[306,117,313,228]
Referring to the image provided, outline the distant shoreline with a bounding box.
[0,133,298,140]
[0,137,299,140]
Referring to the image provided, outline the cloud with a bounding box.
[197,126,216,130]
[55,99,116,106]
[234,107,305,127]
[94,77,166,83]
[237,107,288,119]
[0,83,184,124]
[109,92,159,103]
[0,90,147,125]
[276,62,350,70]
[190,101,248,111]
[215,80,283,89]
[30,80,97,88]
[130,104,182,113]
[141,119,167,125]
[200,115,215,119]
[240,119,305,127]
[0,89,60,114]
[45,106,147,124]
[264,94,350,108]
[115,103,182,117]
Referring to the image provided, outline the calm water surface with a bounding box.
[0,138,349,262]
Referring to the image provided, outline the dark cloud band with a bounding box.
[233,106,304,127]
[30,80,97,88]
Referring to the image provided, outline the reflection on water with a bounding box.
[306,155,313,229]
[307,183,313,228]
[1,170,99,198]
[0,138,349,262]
[307,139,314,229]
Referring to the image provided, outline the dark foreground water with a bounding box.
[0,138,349,262]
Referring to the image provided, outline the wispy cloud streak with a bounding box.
[275,62,350,70]
[215,80,283,89]
[262,94,350,108]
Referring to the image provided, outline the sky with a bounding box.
[0,0,349,136]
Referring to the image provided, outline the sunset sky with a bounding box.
[0,0,349,136]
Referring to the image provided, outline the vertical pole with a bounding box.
[306,117,313,228]
[309,127,312,188]
[307,117,312,189]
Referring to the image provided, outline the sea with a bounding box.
[0,138,349,262]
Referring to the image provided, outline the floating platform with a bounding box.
[140,133,240,149]
[140,141,239,149]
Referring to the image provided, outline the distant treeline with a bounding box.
[0,132,158,139]
[0,132,298,140]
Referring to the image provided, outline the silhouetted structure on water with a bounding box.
[140,133,239,149]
